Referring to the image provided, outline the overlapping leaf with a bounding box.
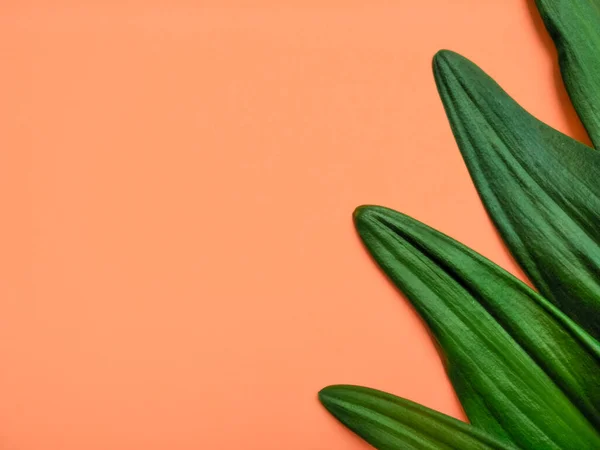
[348,205,600,449]
[319,2,600,448]
[433,50,600,340]
[319,385,516,450]
[535,0,600,147]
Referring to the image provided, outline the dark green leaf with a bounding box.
[433,49,600,340]
[535,0,600,147]
[319,385,517,450]
[354,205,600,449]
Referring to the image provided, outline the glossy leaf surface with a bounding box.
[535,0,600,147]
[319,385,517,450]
[434,49,600,340]
[353,205,600,449]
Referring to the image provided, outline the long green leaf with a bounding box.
[535,0,600,147]
[319,385,516,450]
[354,205,600,449]
[433,49,600,340]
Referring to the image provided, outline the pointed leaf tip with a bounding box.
[353,205,600,448]
[432,49,459,71]
[352,205,369,223]
[319,385,516,450]
[432,49,471,88]
[432,49,600,340]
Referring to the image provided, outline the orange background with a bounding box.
[0,1,590,449]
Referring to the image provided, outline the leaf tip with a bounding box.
[352,205,370,223]
[318,385,340,403]
[432,49,470,92]
[319,384,358,409]
[353,204,387,224]
[432,49,459,73]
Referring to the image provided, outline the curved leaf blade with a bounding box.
[433,49,600,339]
[354,205,600,449]
[535,0,600,147]
[319,385,516,450]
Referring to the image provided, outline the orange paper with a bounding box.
[0,1,588,448]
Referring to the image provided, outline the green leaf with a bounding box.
[319,385,517,450]
[353,205,600,449]
[535,0,600,147]
[433,49,600,340]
